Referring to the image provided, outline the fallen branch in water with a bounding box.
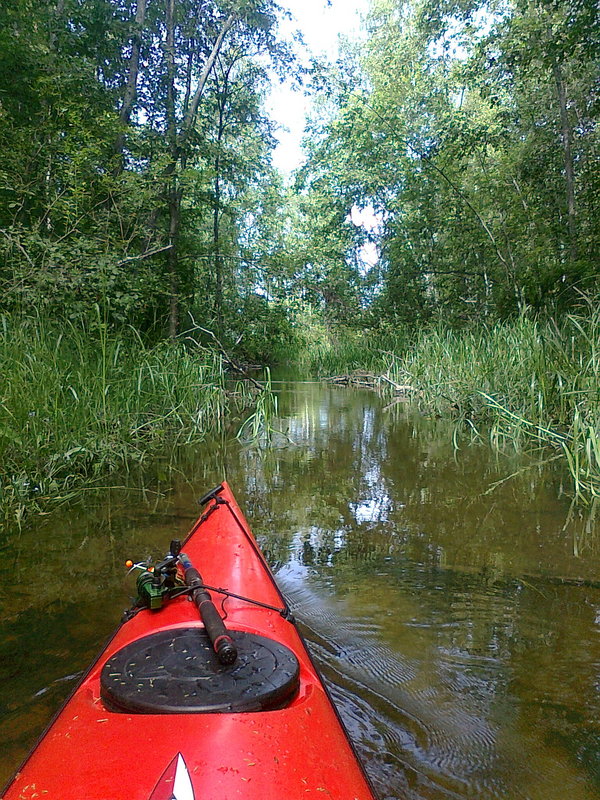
[379,374,417,393]
[324,371,418,395]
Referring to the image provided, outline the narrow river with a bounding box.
[2,379,600,799]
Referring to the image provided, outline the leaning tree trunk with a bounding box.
[212,86,228,337]
[114,0,147,172]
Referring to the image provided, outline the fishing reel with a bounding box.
[124,535,238,665]
[126,539,184,610]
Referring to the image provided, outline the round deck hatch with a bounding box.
[100,627,300,714]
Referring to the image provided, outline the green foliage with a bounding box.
[286,307,406,376]
[298,0,600,326]
[241,181,367,325]
[226,294,300,366]
[0,313,229,524]
[0,0,294,339]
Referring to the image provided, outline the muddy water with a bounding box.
[2,380,600,799]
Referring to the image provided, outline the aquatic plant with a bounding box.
[236,369,287,446]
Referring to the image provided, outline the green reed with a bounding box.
[384,306,600,504]
[295,316,406,376]
[0,314,230,524]
[236,369,282,445]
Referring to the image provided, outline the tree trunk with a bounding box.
[182,48,194,118]
[114,0,147,171]
[168,187,182,339]
[165,0,179,338]
[165,0,177,158]
[553,60,577,264]
[213,151,222,334]
[162,7,236,338]
[180,15,235,145]
[213,79,228,336]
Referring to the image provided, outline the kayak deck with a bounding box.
[2,483,376,800]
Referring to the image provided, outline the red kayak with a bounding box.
[2,482,376,800]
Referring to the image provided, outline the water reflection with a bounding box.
[2,380,600,799]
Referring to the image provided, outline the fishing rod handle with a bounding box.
[179,553,237,666]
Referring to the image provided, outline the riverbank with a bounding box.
[303,307,600,505]
[0,316,254,526]
[4,305,599,524]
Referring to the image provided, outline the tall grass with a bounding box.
[284,303,600,504]
[0,314,229,524]
[294,311,406,375]
[384,307,600,504]
[236,369,282,445]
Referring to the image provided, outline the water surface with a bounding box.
[1,380,600,799]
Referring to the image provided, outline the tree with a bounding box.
[0,0,293,339]
[291,0,600,327]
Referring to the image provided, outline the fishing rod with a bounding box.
[126,538,237,666]
[174,540,238,665]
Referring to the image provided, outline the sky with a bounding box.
[266,0,370,174]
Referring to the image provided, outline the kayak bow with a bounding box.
[2,482,376,800]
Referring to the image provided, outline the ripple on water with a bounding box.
[280,572,521,800]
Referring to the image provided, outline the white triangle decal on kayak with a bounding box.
[149,753,195,800]
[172,754,195,800]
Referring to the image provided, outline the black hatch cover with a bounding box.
[100,628,300,714]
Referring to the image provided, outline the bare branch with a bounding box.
[184,315,264,391]
[0,228,35,268]
[116,244,172,267]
